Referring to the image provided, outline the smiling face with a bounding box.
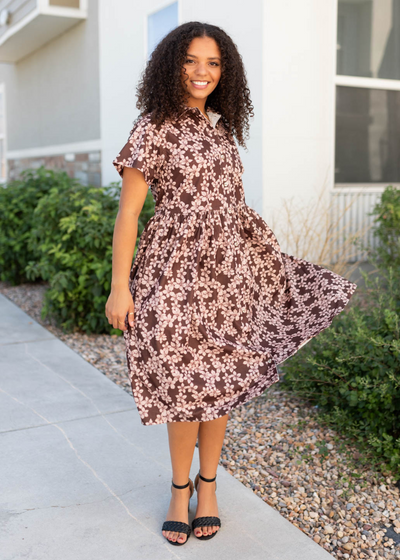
[180,36,222,108]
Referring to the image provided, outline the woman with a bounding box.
[105,22,357,546]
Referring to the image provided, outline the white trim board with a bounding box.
[333,184,398,193]
[335,75,400,91]
[7,140,102,160]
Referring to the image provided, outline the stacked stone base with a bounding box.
[8,151,101,186]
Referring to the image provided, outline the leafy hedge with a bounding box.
[0,167,80,285]
[0,166,155,334]
[369,184,400,271]
[280,185,400,476]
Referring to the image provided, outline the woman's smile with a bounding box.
[191,80,210,89]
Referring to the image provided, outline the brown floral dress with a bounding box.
[113,105,357,426]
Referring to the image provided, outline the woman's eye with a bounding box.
[185,59,219,66]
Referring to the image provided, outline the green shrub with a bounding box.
[369,185,400,271]
[0,167,78,284]
[280,264,400,474]
[0,164,155,334]
[24,175,155,334]
[280,184,400,475]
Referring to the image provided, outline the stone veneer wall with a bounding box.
[8,152,102,186]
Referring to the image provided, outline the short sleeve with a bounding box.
[112,114,163,187]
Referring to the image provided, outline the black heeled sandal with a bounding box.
[162,478,194,546]
[192,472,221,540]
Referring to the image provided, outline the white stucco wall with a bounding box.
[262,0,337,256]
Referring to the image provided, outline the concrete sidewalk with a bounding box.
[0,293,334,560]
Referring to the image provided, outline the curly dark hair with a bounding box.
[135,21,254,148]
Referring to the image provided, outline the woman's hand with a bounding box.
[105,287,135,331]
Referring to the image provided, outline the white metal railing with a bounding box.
[329,187,386,264]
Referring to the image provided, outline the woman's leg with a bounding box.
[194,413,229,538]
[162,420,200,544]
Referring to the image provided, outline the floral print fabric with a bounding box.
[113,106,357,425]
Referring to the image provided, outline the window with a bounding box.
[337,0,400,80]
[147,2,178,58]
[335,86,400,183]
[335,0,400,186]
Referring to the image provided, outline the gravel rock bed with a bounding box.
[1,280,399,560]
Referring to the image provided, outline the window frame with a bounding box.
[333,1,400,192]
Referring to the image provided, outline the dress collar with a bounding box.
[177,105,222,129]
[206,109,222,128]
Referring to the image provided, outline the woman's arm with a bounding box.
[105,167,149,331]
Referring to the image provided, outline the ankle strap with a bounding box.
[198,472,217,483]
[171,479,190,489]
